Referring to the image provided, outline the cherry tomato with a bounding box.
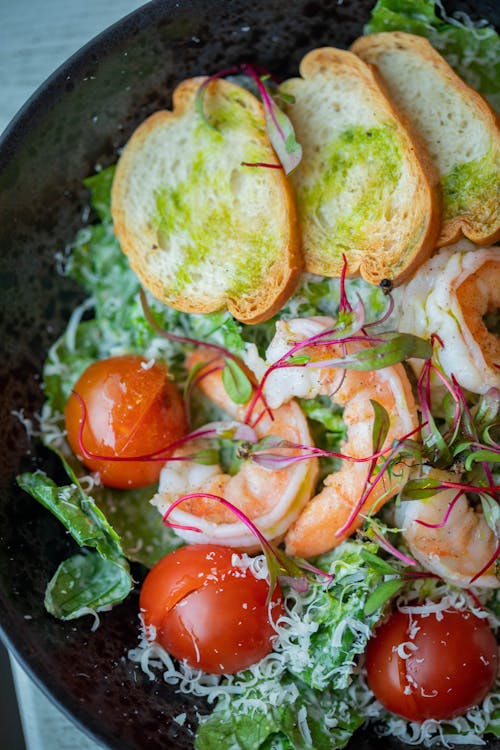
[139,544,284,674]
[65,355,187,488]
[366,607,498,721]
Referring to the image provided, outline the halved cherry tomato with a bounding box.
[65,355,187,488]
[139,544,284,674]
[366,607,498,721]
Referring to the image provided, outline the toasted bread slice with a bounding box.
[279,48,440,285]
[352,32,500,247]
[111,78,302,324]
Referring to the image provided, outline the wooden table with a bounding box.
[1,3,148,747]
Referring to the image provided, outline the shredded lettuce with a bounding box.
[195,675,363,750]
[189,541,394,750]
[279,541,398,691]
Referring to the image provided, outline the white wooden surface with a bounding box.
[0,0,147,134]
[2,2,149,747]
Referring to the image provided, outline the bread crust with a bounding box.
[282,47,441,286]
[111,77,302,324]
[352,32,500,247]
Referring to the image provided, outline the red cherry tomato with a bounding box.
[366,607,498,721]
[139,544,284,674]
[65,355,187,489]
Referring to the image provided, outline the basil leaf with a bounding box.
[45,552,131,620]
[17,471,124,562]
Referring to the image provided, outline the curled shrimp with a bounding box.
[398,240,500,394]
[396,469,499,589]
[151,349,318,550]
[246,317,419,558]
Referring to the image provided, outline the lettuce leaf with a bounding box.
[45,552,131,620]
[283,541,397,691]
[17,470,133,619]
[195,675,362,750]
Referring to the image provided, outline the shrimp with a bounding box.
[245,317,419,558]
[398,240,500,394]
[151,349,319,550]
[396,469,499,589]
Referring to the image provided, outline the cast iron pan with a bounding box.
[1,1,499,748]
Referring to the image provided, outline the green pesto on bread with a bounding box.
[279,47,441,286]
[352,32,500,247]
[111,77,302,324]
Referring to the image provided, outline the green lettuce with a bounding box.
[283,541,400,690]
[195,674,363,750]
[194,541,396,750]
[17,470,132,619]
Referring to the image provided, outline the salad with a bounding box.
[17,1,500,748]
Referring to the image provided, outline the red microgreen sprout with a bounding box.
[334,420,426,540]
[194,63,302,174]
[242,259,430,425]
[365,522,418,568]
[162,493,333,603]
[241,161,283,169]
[415,490,464,530]
[140,288,273,420]
[469,539,500,584]
[73,389,257,465]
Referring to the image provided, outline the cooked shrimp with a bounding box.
[398,240,500,394]
[396,469,499,589]
[245,317,419,558]
[151,349,318,550]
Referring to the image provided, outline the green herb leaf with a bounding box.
[45,552,131,620]
[259,79,302,174]
[364,578,405,616]
[194,448,220,465]
[481,493,500,536]
[474,388,500,436]
[17,471,124,562]
[328,332,432,371]
[221,357,252,404]
[195,672,363,750]
[360,549,399,575]
[402,476,442,500]
[17,470,134,619]
[370,399,390,453]
[286,354,310,365]
[465,449,500,470]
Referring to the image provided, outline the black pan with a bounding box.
[0,1,498,748]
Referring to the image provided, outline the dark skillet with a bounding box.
[0,1,499,748]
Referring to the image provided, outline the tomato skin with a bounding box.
[139,544,284,674]
[366,607,498,722]
[65,355,187,488]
